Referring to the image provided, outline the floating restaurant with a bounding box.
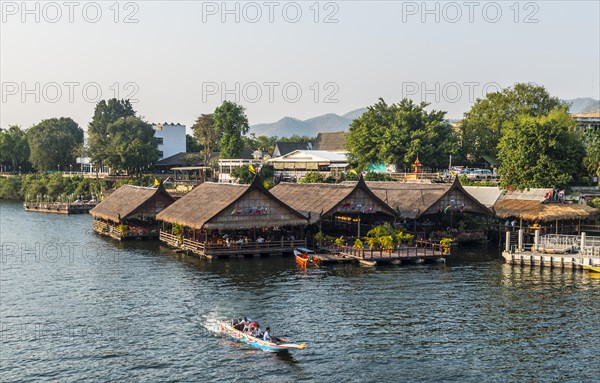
[156,177,309,258]
[364,178,494,242]
[90,183,175,240]
[269,177,398,236]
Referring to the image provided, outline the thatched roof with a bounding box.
[365,178,493,218]
[494,200,599,222]
[156,177,308,229]
[270,177,398,223]
[90,183,175,223]
[314,132,348,151]
[366,182,449,218]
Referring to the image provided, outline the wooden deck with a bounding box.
[93,220,159,241]
[338,241,448,264]
[24,202,96,214]
[160,230,306,259]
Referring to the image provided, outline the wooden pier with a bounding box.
[23,202,96,214]
[160,231,306,259]
[337,240,448,265]
[502,231,600,270]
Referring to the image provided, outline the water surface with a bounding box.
[1,201,599,382]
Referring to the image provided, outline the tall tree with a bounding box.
[27,118,84,171]
[88,99,136,166]
[186,134,203,153]
[346,98,456,169]
[459,83,564,162]
[497,109,584,189]
[103,116,159,177]
[0,125,29,171]
[191,114,219,162]
[214,101,250,159]
[583,128,600,184]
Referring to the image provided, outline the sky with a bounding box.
[1,0,599,133]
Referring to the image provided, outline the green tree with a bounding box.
[583,129,600,184]
[459,83,564,162]
[299,171,325,183]
[27,118,83,171]
[346,98,456,169]
[186,134,203,153]
[88,99,136,167]
[192,114,220,163]
[497,109,584,189]
[0,125,29,171]
[103,116,159,176]
[214,101,250,158]
[244,133,277,153]
[231,165,255,184]
[231,164,272,184]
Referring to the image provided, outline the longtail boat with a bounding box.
[217,320,306,352]
[294,247,320,268]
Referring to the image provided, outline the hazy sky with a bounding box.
[1,1,599,132]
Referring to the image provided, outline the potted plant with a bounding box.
[440,237,453,254]
[118,224,128,237]
[314,231,325,247]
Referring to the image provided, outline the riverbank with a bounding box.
[0,173,155,201]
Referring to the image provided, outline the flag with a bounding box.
[249,164,256,174]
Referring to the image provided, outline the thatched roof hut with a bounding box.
[494,200,598,222]
[365,178,493,218]
[270,177,398,224]
[314,132,348,152]
[90,183,175,223]
[156,177,308,230]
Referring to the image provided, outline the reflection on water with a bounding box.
[1,201,599,382]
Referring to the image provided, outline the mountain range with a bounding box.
[250,98,599,138]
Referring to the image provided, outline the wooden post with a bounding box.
[556,219,559,235]
[581,232,586,254]
[534,230,540,252]
[505,231,511,252]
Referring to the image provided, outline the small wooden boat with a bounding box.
[294,247,320,268]
[217,320,306,352]
[359,259,377,266]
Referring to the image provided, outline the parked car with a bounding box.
[466,169,493,180]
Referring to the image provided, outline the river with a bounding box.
[1,201,599,382]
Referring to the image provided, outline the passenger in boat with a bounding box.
[252,326,263,338]
[246,321,259,333]
[234,317,248,331]
[263,327,272,341]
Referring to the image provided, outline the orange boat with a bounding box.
[294,247,320,268]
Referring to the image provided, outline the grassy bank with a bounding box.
[0,173,155,201]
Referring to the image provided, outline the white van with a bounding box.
[466,169,493,180]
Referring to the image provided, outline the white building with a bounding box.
[153,123,186,160]
[268,150,350,180]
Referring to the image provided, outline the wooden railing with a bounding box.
[160,231,181,248]
[339,240,446,259]
[159,231,306,256]
[93,220,121,238]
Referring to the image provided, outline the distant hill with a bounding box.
[252,99,600,137]
[565,98,600,114]
[251,108,366,137]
